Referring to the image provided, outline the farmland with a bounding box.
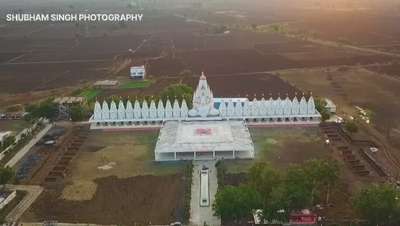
[1,0,400,225]
[22,130,190,225]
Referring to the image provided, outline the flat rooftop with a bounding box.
[155,120,254,161]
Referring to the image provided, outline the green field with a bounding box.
[224,127,329,173]
[79,88,101,101]
[119,80,152,89]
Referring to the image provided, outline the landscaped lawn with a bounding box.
[79,88,101,101]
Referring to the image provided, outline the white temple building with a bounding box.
[89,73,321,128]
[89,72,321,161]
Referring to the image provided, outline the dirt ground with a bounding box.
[23,130,188,225]
[61,130,183,201]
[25,175,186,225]
[276,66,400,177]
[0,120,32,133]
[223,126,329,174]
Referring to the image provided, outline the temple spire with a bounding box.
[188,72,219,117]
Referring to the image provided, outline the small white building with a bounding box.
[130,65,146,79]
[325,98,336,113]
[0,131,12,146]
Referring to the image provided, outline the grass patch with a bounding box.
[79,88,101,101]
[119,80,152,89]
[0,120,32,133]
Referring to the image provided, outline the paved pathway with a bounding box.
[5,184,43,223]
[5,123,53,167]
[190,161,221,226]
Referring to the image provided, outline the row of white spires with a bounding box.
[91,95,320,122]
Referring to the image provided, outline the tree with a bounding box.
[353,184,400,226]
[262,184,290,222]
[344,120,358,133]
[302,159,340,204]
[248,163,282,202]
[0,167,14,188]
[160,84,193,108]
[285,165,314,210]
[25,99,58,120]
[315,98,331,121]
[213,185,262,222]
[70,105,87,121]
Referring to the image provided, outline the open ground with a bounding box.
[1,0,400,224]
[22,130,189,225]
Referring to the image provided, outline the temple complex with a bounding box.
[89,73,321,161]
[89,72,321,128]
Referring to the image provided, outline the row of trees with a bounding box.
[25,99,58,121]
[353,183,400,226]
[314,98,331,121]
[0,167,14,187]
[213,159,340,222]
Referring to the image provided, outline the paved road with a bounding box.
[5,123,53,167]
[5,184,43,223]
[190,161,221,226]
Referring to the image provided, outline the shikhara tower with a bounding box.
[89,72,321,128]
[189,72,219,118]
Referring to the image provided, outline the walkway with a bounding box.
[5,184,43,223]
[5,123,53,167]
[190,161,221,226]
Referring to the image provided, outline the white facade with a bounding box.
[130,65,146,79]
[89,73,321,128]
[155,121,254,161]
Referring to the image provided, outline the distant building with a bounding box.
[130,65,146,79]
[94,80,119,87]
[53,97,85,105]
[0,131,12,146]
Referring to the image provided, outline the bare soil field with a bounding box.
[277,66,400,174]
[0,62,109,93]
[290,11,400,46]
[366,62,400,78]
[183,73,299,98]
[100,73,299,100]
[23,130,188,225]
[26,174,186,225]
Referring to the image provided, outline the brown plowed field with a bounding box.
[366,62,400,78]
[292,11,400,46]
[27,175,186,225]
[100,74,299,99]
[0,62,109,93]
[183,73,300,98]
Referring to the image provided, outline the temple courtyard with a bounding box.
[22,126,327,225]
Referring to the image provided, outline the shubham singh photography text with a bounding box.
[6,13,144,22]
